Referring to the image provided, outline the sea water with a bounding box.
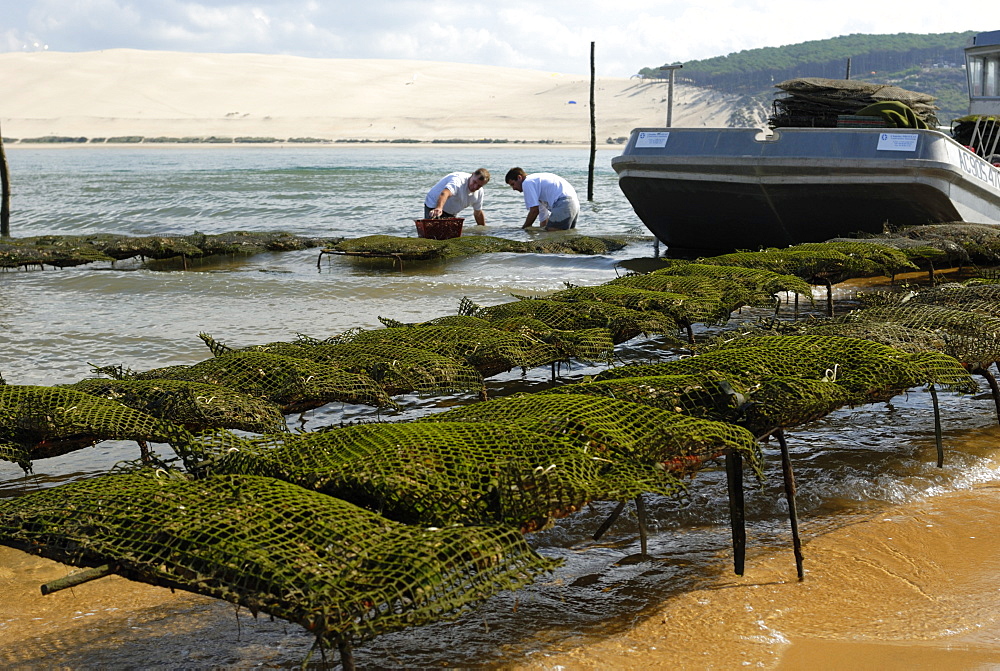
[2,145,999,667]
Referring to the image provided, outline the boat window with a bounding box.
[968,53,1000,98]
[969,56,983,97]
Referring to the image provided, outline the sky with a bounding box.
[3,0,999,77]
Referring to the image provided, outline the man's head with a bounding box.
[467,168,490,193]
[505,167,526,192]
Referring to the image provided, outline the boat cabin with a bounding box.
[966,30,1000,116]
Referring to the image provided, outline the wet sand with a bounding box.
[4,270,1000,667]
[5,460,1000,668]
[519,466,1000,669]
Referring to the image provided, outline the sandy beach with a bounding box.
[1,49,739,145]
[5,49,1000,670]
[5,449,1000,668]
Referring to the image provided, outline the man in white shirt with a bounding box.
[424,168,490,225]
[504,167,580,230]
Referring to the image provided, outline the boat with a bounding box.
[612,30,1000,257]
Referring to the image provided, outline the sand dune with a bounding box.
[1,49,739,143]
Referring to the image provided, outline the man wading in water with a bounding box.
[424,168,490,224]
[504,167,580,231]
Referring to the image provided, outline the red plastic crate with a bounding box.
[414,218,464,239]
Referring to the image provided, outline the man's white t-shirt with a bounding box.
[520,173,578,211]
[424,172,485,213]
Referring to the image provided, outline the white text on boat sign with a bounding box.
[635,131,670,148]
[957,150,1000,189]
[876,133,919,152]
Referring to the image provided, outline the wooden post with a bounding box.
[775,430,804,581]
[41,564,116,594]
[659,64,684,127]
[588,41,596,202]
[725,450,746,576]
[845,57,852,80]
[1,122,10,238]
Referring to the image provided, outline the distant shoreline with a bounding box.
[3,140,618,150]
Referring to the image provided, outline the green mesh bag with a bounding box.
[0,236,114,269]
[738,377,860,433]
[520,236,630,255]
[0,471,558,646]
[86,234,205,260]
[698,240,916,282]
[199,334,486,397]
[546,372,746,419]
[701,319,952,360]
[177,422,685,533]
[548,373,858,435]
[870,282,1000,309]
[650,262,819,300]
[64,378,287,434]
[899,223,1000,265]
[603,335,976,401]
[329,235,627,261]
[374,315,615,367]
[379,314,493,329]
[837,235,961,267]
[0,385,192,469]
[330,325,562,377]
[607,272,778,319]
[542,284,710,324]
[419,393,763,479]
[122,351,395,413]
[460,296,683,345]
[834,304,1000,369]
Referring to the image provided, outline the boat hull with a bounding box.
[613,127,1000,256]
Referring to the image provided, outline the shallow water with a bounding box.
[2,146,1000,668]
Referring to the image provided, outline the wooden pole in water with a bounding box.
[1,122,10,238]
[634,494,648,556]
[588,41,596,202]
[725,450,746,576]
[659,64,684,128]
[592,499,628,541]
[775,430,804,581]
[41,564,116,594]
[929,384,944,467]
[974,365,1000,425]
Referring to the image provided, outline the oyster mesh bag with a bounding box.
[0,471,558,645]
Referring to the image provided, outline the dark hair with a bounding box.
[504,167,526,183]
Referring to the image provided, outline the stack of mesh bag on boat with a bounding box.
[0,469,558,651]
[768,77,938,129]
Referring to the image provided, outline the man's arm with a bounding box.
[522,205,539,228]
[429,188,453,218]
[473,209,486,226]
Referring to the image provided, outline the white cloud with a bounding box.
[4,0,1000,76]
